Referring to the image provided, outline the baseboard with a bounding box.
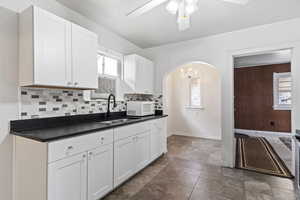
[169,131,221,140]
[235,129,292,138]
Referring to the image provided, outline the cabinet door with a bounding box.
[123,55,137,92]
[114,136,136,187]
[150,123,163,161]
[48,153,87,200]
[135,131,151,172]
[72,23,98,89]
[34,7,71,86]
[134,56,154,93]
[87,144,113,200]
[143,58,154,93]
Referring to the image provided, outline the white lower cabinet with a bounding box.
[150,123,163,161]
[114,130,151,187]
[87,144,113,200]
[48,152,88,200]
[15,118,167,200]
[135,132,151,171]
[150,119,167,162]
[114,136,137,187]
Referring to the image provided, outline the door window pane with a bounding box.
[273,72,292,110]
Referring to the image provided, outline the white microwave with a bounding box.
[127,101,155,116]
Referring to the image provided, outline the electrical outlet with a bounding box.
[270,121,275,126]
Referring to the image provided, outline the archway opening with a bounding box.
[163,61,222,140]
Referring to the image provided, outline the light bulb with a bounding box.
[185,0,195,4]
[185,4,198,15]
[166,0,179,15]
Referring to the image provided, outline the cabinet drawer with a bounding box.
[48,130,113,163]
[114,122,151,141]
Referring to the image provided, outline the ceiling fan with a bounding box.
[127,0,249,31]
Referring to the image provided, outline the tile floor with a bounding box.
[103,135,299,200]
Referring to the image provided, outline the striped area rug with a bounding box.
[236,137,293,178]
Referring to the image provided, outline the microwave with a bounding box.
[127,101,155,116]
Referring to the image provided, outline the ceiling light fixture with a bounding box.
[166,0,199,31]
[185,3,198,15]
[127,0,249,31]
[180,67,199,79]
[166,0,179,15]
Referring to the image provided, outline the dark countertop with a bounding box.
[11,113,167,142]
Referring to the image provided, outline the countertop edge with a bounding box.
[11,115,168,142]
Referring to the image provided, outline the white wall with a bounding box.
[0,7,19,200]
[0,0,141,54]
[166,63,221,140]
[141,18,300,167]
[165,75,173,137]
[234,49,291,68]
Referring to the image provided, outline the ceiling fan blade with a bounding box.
[127,0,168,17]
[222,0,249,5]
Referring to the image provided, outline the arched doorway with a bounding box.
[163,62,221,136]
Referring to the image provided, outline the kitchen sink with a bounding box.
[100,119,129,125]
[99,117,141,125]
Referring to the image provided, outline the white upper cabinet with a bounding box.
[124,54,154,94]
[34,8,71,87]
[19,6,98,89]
[71,24,98,89]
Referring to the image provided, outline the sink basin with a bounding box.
[99,119,130,125]
[98,117,142,125]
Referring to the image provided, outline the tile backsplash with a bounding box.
[20,88,164,120]
[154,94,163,110]
[124,93,163,110]
[20,88,126,120]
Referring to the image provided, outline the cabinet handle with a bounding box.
[67,82,72,85]
[100,137,104,144]
[66,146,74,150]
[83,154,86,158]
[88,152,93,160]
[74,82,78,86]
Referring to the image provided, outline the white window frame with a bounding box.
[185,77,204,110]
[97,49,124,79]
[273,72,292,110]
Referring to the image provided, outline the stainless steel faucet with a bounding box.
[107,94,117,118]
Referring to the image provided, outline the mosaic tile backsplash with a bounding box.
[20,88,126,120]
[124,93,163,110]
[20,88,163,120]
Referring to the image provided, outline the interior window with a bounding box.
[273,72,292,110]
[189,78,202,108]
[98,54,120,77]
